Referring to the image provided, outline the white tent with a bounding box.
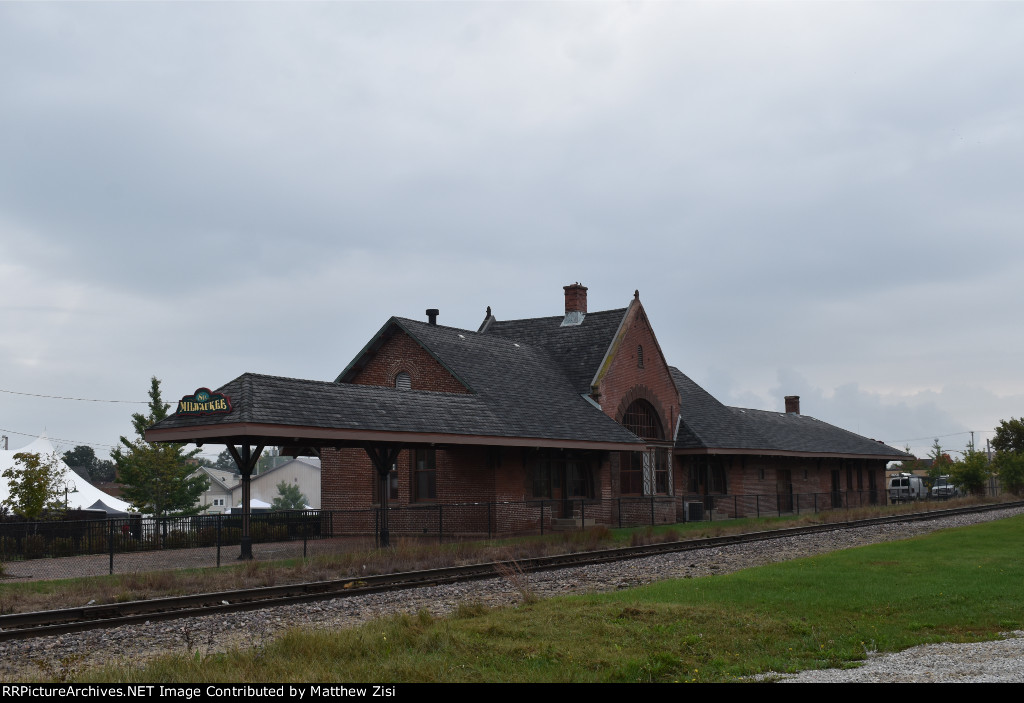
[0,435,134,514]
[229,498,272,513]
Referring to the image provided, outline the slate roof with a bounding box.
[671,367,910,459]
[381,317,641,443]
[151,303,907,460]
[149,341,642,447]
[483,308,628,393]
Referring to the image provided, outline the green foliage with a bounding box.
[92,459,116,484]
[61,445,116,484]
[993,451,1024,495]
[950,441,992,496]
[271,481,308,511]
[214,449,238,472]
[991,418,1024,495]
[62,445,96,477]
[1,452,73,520]
[72,516,1024,683]
[926,439,954,482]
[112,377,209,516]
[257,449,285,475]
[992,418,1024,454]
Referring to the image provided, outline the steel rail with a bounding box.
[1,500,1020,642]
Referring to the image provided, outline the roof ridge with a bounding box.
[394,316,477,334]
[488,307,629,327]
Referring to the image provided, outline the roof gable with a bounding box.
[483,308,628,394]
[336,317,472,392]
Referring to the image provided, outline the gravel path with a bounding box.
[2,506,1022,682]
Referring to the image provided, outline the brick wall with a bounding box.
[597,303,678,441]
[677,454,889,518]
[596,301,680,502]
[348,328,469,393]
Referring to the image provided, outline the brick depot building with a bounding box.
[148,284,908,535]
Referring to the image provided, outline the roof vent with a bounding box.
[426,309,439,325]
[560,310,585,327]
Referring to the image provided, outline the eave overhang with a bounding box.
[673,446,910,461]
[146,423,641,452]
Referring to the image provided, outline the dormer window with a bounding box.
[395,372,411,390]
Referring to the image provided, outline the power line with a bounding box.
[0,427,120,451]
[887,430,984,444]
[0,389,147,404]
[0,427,220,459]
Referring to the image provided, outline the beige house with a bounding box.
[229,459,321,510]
[194,466,241,514]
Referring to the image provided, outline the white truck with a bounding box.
[930,475,960,499]
[888,473,926,502]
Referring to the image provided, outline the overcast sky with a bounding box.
[2,2,1022,463]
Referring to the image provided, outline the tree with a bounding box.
[950,441,992,496]
[212,450,236,472]
[992,417,1024,495]
[112,377,209,516]
[2,452,73,520]
[61,445,116,484]
[256,448,285,474]
[92,458,116,483]
[993,451,1024,496]
[271,481,307,511]
[62,445,97,478]
[927,439,954,482]
[992,418,1024,455]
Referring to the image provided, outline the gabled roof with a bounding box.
[148,370,642,450]
[483,308,629,393]
[149,294,908,461]
[671,367,910,460]
[336,317,472,391]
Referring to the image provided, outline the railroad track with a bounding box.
[1,501,1020,642]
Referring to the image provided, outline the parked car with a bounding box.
[888,473,926,502]
[931,475,960,499]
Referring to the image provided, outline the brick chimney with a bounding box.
[563,283,588,314]
[785,395,800,414]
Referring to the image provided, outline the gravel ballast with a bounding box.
[2,506,1022,682]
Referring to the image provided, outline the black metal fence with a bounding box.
[0,487,1006,580]
[0,511,328,576]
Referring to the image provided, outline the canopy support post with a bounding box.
[227,442,265,560]
[365,443,402,548]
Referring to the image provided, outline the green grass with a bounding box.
[69,514,1024,683]
[1,495,1009,615]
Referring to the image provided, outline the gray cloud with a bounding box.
[2,2,1022,458]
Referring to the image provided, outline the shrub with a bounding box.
[23,534,46,559]
[51,537,77,558]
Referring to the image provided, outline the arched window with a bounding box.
[621,399,663,440]
[395,372,411,390]
[620,399,669,496]
[637,345,644,368]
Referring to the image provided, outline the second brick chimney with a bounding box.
[785,395,800,415]
[563,283,588,314]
